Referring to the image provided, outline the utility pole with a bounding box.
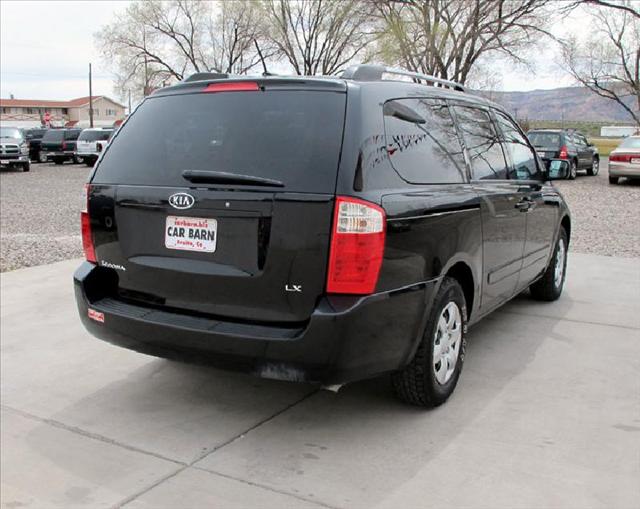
[128,90,132,115]
[89,63,94,128]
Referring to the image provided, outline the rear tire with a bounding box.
[530,228,568,301]
[609,176,618,185]
[38,152,47,163]
[392,277,467,407]
[568,160,578,180]
[586,158,599,176]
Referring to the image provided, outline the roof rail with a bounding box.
[341,64,466,93]
[183,72,229,83]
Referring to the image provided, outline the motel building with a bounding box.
[0,95,126,128]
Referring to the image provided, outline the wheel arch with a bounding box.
[443,260,476,321]
[560,215,571,245]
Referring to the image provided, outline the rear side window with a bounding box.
[453,106,509,180]
[93,90,346,193]
[79,130,113,142]
[383,98,466,184]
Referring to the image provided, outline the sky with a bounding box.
[0,0,587,102]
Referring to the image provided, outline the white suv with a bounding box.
[76,128,114,166]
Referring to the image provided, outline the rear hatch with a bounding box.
[528,132,562,159]
[89,80,346,324]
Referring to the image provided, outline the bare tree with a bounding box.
[96,0,270,101]
[374,0,553,85]
[259,0,377,75]
[562,0,640,19]
[562,4,640,125]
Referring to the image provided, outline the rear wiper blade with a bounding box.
[181,170,284,187]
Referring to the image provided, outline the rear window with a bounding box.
[93,90,346,193]
[528,132,561,147]
[42,130,64,142]
[619,137,640,149]
[79,130,113,142]
[64,130,81,140]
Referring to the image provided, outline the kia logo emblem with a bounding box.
[169,193,195,209]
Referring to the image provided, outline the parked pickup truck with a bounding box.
[0,126,31,171]
[41,128,83,164]
[76,128,114,166]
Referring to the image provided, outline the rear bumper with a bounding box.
[609,162,640,178]
[74,262,437,384]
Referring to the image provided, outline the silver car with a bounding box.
[609,136,640,184]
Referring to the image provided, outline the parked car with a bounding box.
[74,66,571,407]
[41,128,83,164]
[0,126,31,172]
[76,128,114,166]
[24,127,49,162]
[608,135,640,184]
[527,129,599,179]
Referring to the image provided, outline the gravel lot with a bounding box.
[1,157,638,272]
[1,162,88,272]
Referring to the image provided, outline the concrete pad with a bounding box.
[1,407,180,508]
[123,467,324,509]
[507,253,640,329]
[2,254,639,508]
[196,309,640,508]
[1,259,314,464]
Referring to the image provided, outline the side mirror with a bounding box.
[547,159,569,180]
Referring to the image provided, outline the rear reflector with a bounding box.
[204,82,260,93]
[81,184,96,263]
[87,308,104,323]
[327,196,386,295]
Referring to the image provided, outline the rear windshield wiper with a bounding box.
[181,170,284,187]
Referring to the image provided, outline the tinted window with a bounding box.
[528,132,561,147]
[94,91,345,193]
[383,98,466,184]
[495,112,541,181]
[42,130,64,142]
[453,106,508,180]
[79,130,113,142]
[26,129,47,139]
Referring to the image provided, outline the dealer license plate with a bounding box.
[165,216,217,253]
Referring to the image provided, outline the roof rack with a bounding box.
[183,72,229,83]
[341,64,466,93]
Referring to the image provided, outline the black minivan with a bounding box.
[75,66,571,407]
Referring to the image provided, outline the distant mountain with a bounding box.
[480,86,637,123]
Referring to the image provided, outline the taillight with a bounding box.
[559,145,568,159]
[203,82,260,93]
[62,141,67,150]
[610,153,632,163]
[97,143,103,152]
[81,184,96,263]
[326,196,386,295]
